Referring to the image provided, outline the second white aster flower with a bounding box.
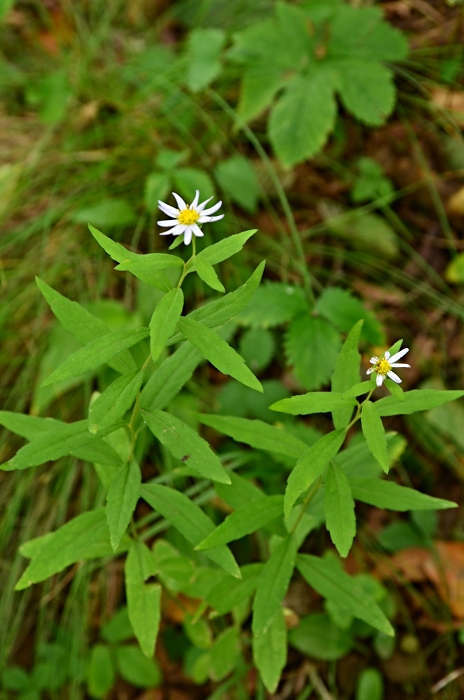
[366,346,411,387]
[157,190,224,246]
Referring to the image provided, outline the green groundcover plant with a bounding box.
[1,189,462,697]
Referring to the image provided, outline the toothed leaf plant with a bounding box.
[2,190,461,696]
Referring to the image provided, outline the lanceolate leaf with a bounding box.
[125,541,161,657]
[193,256,225,293]
[349,478,457,511]
[140,343,202,411]
[253,607,287,694]
[206,564,263,615]
[196,496,284,550]
[197,414,307,459]
[342,381,373,399]
[177,317,263,393]
[106,461,142,551]
[331,320,363,429]
[361,401,389,473]
[252,534,297,637]
[324,463,356,558]
[376,390,464,416]
[284,429,346,518]
[149,289,184,363]
[116,255,181,291]
[88,369,144,434]
[195,230,257,266]
[141,484,240,578]
[296,554,393,636]
[270,392,356,416]
[141,409,230,484]
[0,411,62,440]
[41,329,150,387]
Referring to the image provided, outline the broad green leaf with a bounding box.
[215,156,260,212]
[329,5,408,62]
[356,668,384,700]
[316,289,384,345]
[336,60,395,126]
[16,509,128,590]
[384,377,404,401]
[116,253,183,287]
[36,277,135,374]
[237,281,307,329]
[101,607,134,644]
[177,317,263,392]
[341,380,373,399]
[297,554,393,635]
[88,370,144,434]
[169,262,265,344]
[239,328,275,372]
[284,429,346,518]
[325,463,356,558]
[197,414,307,459]
[206,564,263,616]
[125,541,161,657]
[41,329,149,387]
[173,168,215,202]
[4,420,123,471]
[140,342,202,411]
[144,171,170,214]
[193,256,225,293]
[349,478,457,511]
[141,484,240,577]
[285,314,342,391]
[361,401,389,473]
[270,392,356,416]
[116,645,161,687]
[149,288,184,363]
[196,496,284,550]
[289,613,353,661]
[196,230,257,267]
[0,411,62,440]
[331,320,363,428]
[269,72,337,167]
[87,645,115,699]
[73,198,136,228]
[209,627,240,682]
[253,607,286,693]
[376,390,464,416]
[215,471,265,511]
[186,27,226,92]
[238,66,286,123]
[142,409,230,484]
[252,534,297,636]
[107,461,141,551]
[183,614,212,650]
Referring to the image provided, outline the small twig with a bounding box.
[305,663,335,700]
[431,667,464,694]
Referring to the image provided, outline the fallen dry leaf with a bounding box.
[432,89,464,126]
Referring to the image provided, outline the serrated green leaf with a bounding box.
[270,392,356,416]
[325,463,356,558]
[36,277,135,374]
[376,390,464,416]
[140,342,202,411]
[336,60,395,126]
[88,370,144,434]
[206,564,263,616]
[87,645,115,699]
[349,478,457,511]
[193,256,225,293]
[215,157,260,213]
[331,320,363,428]
[236,281,307,329]
[195,229,257,266]
[197,414,307,459]
[141,484,240,577]
[239,327,275,372]
[142,409,230,484]
[177,317,263,392]
[106,461,141,551]
[186,27,226,92]
[4,420,123,471]
[252,534,297,637]
[116,645,161,687]
[253,607,286,693]
[329,5,408,62]
[316,288,384,345]
[149,288,184,363]
[285,429,346,518]
[196,496,284,550]
[285,314,342,391]
[361,401,389,473]
[125,541,161,657]
[238,66,286,123]
[296,554,393,635]
[269,72,337,167]
[41,329,149,387]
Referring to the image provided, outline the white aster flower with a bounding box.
[157,190,224,246]
[366,347,411,387]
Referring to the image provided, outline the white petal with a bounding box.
[158,201,179,217]
[197,196,214,212]
[387,371,402,384]
[184,227,193,245]
[172,192,187,210]
[200,200,223,216]
[198,214,225,223]
[190,190,200,209]
[366,368,374,375]
[376,374,385,387]
[157,219,181,227]
[370,356,379,365]
[192,224,204,238]
[389,347,409,364]
[390,363,410,368]
[384,351,390,360]
[159,224,186,236]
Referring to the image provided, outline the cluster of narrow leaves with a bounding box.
[2,225,462,696]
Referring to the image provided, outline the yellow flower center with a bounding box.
[375,358,391,376]
[178,209,200,225]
